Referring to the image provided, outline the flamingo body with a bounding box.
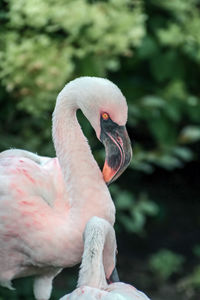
[0,153,113,290]
[0,77,132,300]
[60,284,150,300]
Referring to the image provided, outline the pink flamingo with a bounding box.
[59,216,151,300]
[0,77,132,300]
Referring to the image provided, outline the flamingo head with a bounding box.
[73,76,132,185]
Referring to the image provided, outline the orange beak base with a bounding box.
[102,160,117,184]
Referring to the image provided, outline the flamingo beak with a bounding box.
[100,119,132,185]
[107,267,120,284]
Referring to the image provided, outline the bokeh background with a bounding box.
[0,0,200,299]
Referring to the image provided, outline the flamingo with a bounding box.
[0,77,132,300]
[59,216,151,300]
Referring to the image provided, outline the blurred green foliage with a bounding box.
[149,249,185,280]
[0,0,145,115]
[0,0,200,299]
[177,245,200,296]
[110,185,159,234]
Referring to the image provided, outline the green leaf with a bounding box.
[149,249,185,280]
[179,126,200,143]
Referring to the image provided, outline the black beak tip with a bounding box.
[107,267,120,284]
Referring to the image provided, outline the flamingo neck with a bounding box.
[77,217,115,289]
[52,89,115,225]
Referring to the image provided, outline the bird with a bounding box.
[0,77,132,300]
[59,216,151,300]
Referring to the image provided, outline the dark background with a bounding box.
[0,0,200,299]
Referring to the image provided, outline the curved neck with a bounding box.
[77,217,115,289]
[52,87,115,225]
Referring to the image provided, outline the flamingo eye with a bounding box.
[101,112,109,120]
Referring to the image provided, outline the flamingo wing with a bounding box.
[0,149,50,165]
[0,153,69,287]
